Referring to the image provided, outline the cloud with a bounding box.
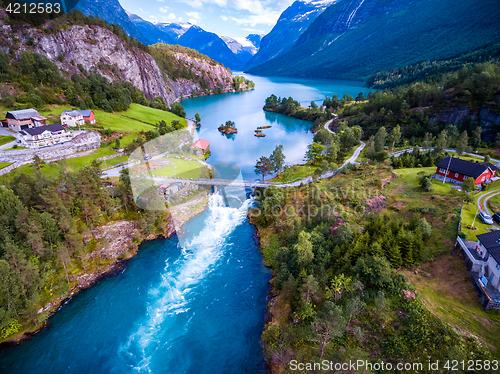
[159,7,168,13]
[230,10,281,26]
[185,11,202,20]
[168,13,176,20]
[220,15,228,21]
[188,18,199,24]
[157,0,165,2]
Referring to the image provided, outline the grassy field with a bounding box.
[141,157,208,180]
[0,104,187,182]
[0,135,15,146]
[2,146,28,151]
[0,162,13,169]
[385,166,462,258]
[406,254,500,355]
[269,164,319,183]
[40,104,186,132]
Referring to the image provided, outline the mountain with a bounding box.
[0,9,237,106]
[175,25,243,69]
[126,13,176,45]
[244,0,336,70]
[74,0,148,44]
[154,22,193,41]
[221,34,262,66]
[248,0,500,80]
[128,14,243,70]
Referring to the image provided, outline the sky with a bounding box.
[118,0,298,39]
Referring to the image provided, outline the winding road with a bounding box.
[478,189,500,216]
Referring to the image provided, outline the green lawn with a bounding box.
[270,164,320,183]
[0,135,15,146]
[147,157,206,179]
[0,162,13,170]
[2,146,28,151]
[40,103,186,133]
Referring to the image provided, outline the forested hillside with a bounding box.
[0,7,238,111]
[0,165,169,341]
[367,42,500,89]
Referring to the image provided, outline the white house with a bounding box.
[457,230,500,309]
[60,110,85,129]
[16,124,73,149]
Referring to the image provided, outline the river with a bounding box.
[0,75,367,373]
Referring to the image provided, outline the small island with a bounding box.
[254,133,266,137]
[218,120,238,134]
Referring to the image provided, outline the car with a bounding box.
[479,211,494,225]
[144,154,152,161]
[493,212,500,224]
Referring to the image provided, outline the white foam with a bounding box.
[119,193,254,371]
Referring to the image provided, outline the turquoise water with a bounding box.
[182,73,368,180]
[0,75,368,373]
[0,194,270,374]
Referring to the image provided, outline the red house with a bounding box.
[190,139,210,155]
[435,156,498,185]
[62,110,95,124]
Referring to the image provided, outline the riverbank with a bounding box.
[0,191,210,349]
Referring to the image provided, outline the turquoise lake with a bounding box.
[183,73,369,180]
[0,75,368,373]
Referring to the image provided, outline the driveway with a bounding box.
[478,188,500,216]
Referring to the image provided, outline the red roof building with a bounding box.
[190,139,210,154]
[435,156,498,185]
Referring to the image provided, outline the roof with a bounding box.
[477,230,500,265]
[190,139,210,150]
[436,156,494,179]
[31,115,47,121]
[22,124,65,136]
[61,110,83,117]
[6,109,41,120]
[79,110,93,117]
[481,162,499,172]
[62,110,93,117]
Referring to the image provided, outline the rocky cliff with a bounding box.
[0,10,236,106]
[244,0,335,70]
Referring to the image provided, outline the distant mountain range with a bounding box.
[247,0,500,80]
[73,0,500,81]
[128,13,261,70]
[244,0,336,70]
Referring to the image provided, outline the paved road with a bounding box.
[106,138,367,189]
[478,188,500,216]
[323,115,338,134]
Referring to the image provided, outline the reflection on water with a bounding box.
[182,73,368,181]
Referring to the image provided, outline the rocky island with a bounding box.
[218,120,238,135]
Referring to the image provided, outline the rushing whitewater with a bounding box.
[120,193,255,372]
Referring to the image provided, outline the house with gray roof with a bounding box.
[61,110,96,126]
[16,124,73,149]
[456,230,500,309]
[60,110,84,129]
[5,109,47,132]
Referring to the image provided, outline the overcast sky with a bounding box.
[119,0,297,39]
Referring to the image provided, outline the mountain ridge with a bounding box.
[248,0,500,80]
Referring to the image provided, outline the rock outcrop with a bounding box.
[0,10,236,106]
